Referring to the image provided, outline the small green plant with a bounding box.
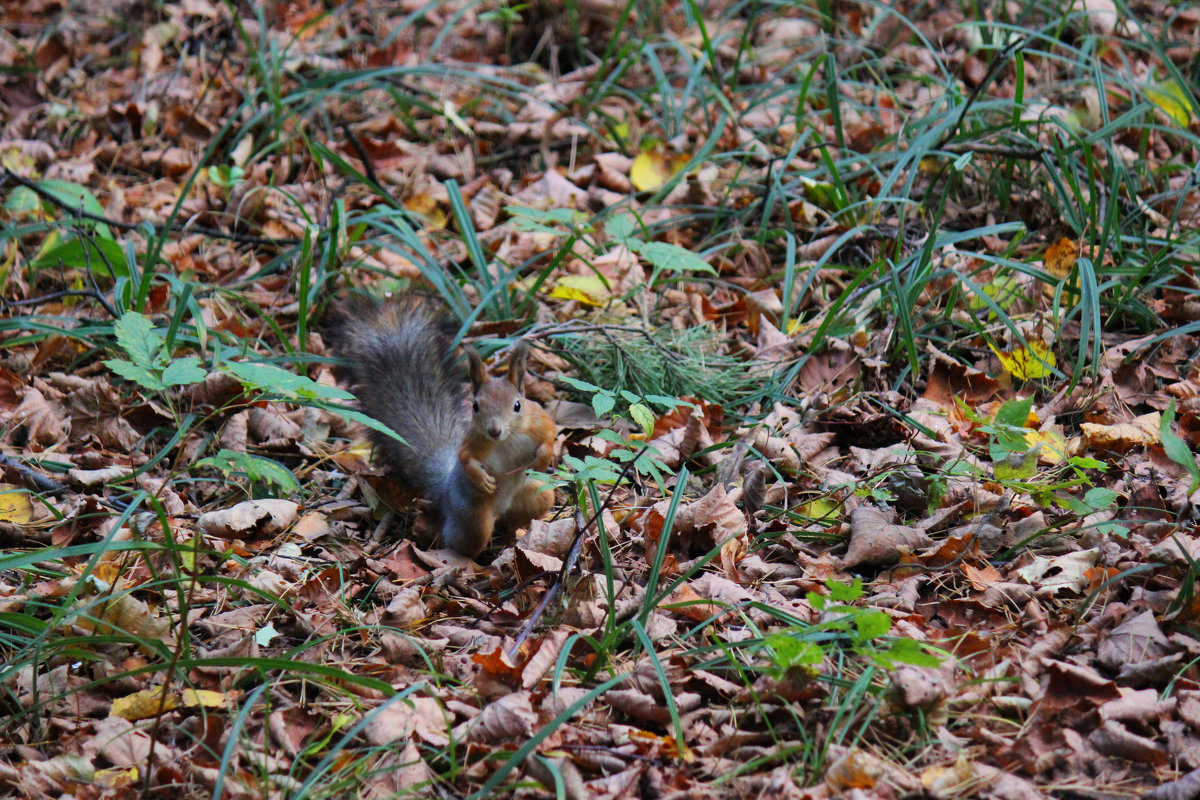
[541,376,687,490]
[764,579,941,680]
[104,311,206,392]
[195,449,301,496]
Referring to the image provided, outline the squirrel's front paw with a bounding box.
[465,459,497,494]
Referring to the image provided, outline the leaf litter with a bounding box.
[2,0,1200,798]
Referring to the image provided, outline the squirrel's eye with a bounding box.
[472,400,480,413]
[513,400,521,413]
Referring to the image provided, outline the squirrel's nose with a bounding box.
[487,423,503,439]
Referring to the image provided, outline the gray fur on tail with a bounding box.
[328,295,469,493]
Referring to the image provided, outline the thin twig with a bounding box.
[507,444,651,659]
[1,167,301,247]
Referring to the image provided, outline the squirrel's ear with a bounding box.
[465,348,486,393]
[507,342,530,393]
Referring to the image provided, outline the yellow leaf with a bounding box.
[548,274,611,306]
[1024,428,1070,464]
[630,147,688,192]
[403,192,446,231]
[1043,237,1078,281]
[94,767,138,788]
[1146,79,1193,127]
[180,688,234,708]
[0,487,33,524]
[112,687,181,720]
[796,497,839,523]
[989,340,1056,380]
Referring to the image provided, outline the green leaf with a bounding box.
[592,392,616,417]
[558,375,601,393]
[1161,399,1200,492]
[604,213,637,242]
[827,578,863,603]
[507,206,584,235]
[1082,487,1118,510]
[112,312,163,368]
[854,610,892,642]
[766,633,824,668]
[104,358,164,391]
[994,396,1033,429]
[631,240,716,275]
[224,362,353,401]
[993,448,1038,481]
[36,179,113,237]
[195,449,300,493]
[1146,79,1193,127]
[323,403,405,443]
[161,357,207,387]
[645,394,689,410]
[629,402,655,436]
[883,637,942,667]
[31,235,130,278]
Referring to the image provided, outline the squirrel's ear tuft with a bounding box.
[507,342,530,392]
[466,348,486,393]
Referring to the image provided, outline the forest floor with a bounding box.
[3,0,1200,798]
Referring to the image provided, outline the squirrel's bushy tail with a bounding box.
[327,295,468,493]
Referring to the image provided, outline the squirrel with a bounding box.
[329,295,556,557]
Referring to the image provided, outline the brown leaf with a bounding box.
[842,506,932,568]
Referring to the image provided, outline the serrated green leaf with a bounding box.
[161,357,206,387]
[558,375,601,393]
[827,578,863,603]
[195,449,300,493]
[632,240,716,274]
[629,402,655,436]
[854,610,892,642]
[604,213,636,242]
[645,394,688,410]
[1083,487,1118,510]
[225,361,353,401]
[104,358,164,391]
[592,392,616,417]
[112,312,162,368]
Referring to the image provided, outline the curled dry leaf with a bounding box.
[248,405,303,443]
[1088,719,1169,765]
[638,483,747,549]
[384,587,427,629]
[518,628,570,690]
[466,691,537,743]
[842,505,932,569]
[1081,412,1161,453]
[1016,549,1098,595]
[519,514,580,558]
[68,466,133,488]
[363,696,450,747]
[197,499,299,539]
[887,665,950,712]
[1097,610,1171,673]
